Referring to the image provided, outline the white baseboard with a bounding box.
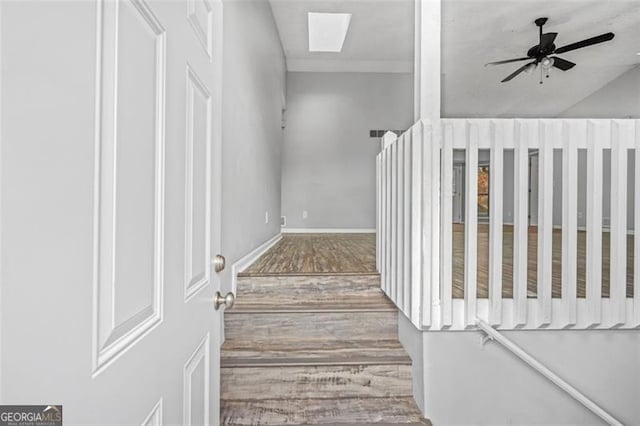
[230,233,283,293]
[281,228,376,234]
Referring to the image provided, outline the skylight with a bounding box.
[308,12,352,53]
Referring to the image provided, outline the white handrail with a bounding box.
[476,319,623,426]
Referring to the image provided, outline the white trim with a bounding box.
[420,298,640,331]
[0,0,3,402]
[281,228,376,234]
[287,59,412,74]
[183,333,210,426]
[141,398,163,426]
[186,0,213,61]
[230,233,282,294]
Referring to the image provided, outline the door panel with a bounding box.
[94,0,166,374]
[0,0,224,424]
[183,333,210,426]
[185,66,212,301]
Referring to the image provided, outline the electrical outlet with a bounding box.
[302,210,308,219]
[265,211,269,224]
[281,216,286,227]
[578,211,584,219]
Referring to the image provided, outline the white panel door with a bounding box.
[0,0,224,424]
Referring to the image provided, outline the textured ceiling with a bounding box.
[270,0,640,116]
[443,0,640,117]
[269,0,414,73]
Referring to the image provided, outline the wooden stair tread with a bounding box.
[239,271,380,277]
[236,274,382,296]
[222,364,412,399]
[229,297,397,313]
[221,339,411,367]
[221,396,428,425]
[225,310,399,342]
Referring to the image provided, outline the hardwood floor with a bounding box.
[221,236,427,425]
[240,233,376,275]
[245,230,635,299]
[452,223,634,298]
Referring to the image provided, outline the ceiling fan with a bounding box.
[486,17,615,84]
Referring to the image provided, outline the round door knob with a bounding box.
[213,254,226,273]
[214,291,235,310]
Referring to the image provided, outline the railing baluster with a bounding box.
[586,121,604,326]
[397,136,405,310]
[537,121,554,326]
[404,132,412,315]
[513,121,529,325]
[441,124,454,326]
[635,121,640,326]
[610,121,630,325]
[429,122,441,327]
[465,123,479,326]
[562,121,580,326]
[391,141,398,302]
[384,136,393,296]
[411,122,424,326]
[380,148,385,294]
[421,122,434,327]
[489,121,504,325]
[376,153,381,273]
[382,147,387,294]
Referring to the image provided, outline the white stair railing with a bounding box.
[376,118,640,331]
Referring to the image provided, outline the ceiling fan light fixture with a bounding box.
[524,63,537,73]
[541,56,555,69]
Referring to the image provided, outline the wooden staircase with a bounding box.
[220,273,427,425]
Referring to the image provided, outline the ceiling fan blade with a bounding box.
[501,62,535,82]
[540,32,558,50]
[551,56,576,71]
[554,32,615,54]
[485,57,531,66]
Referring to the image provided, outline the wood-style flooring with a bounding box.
[244,230,635,299]
[453,223,634,298]
[221,233,427,425]
[240,233,376,276]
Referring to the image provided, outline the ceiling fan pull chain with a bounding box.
[540,66,543,84]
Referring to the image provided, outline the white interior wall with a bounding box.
[281,72,414,230]
[221,0,285,291]
[399,317,640,425]
[560,65,640,119]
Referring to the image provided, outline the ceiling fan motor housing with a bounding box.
[527,42,556,59]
